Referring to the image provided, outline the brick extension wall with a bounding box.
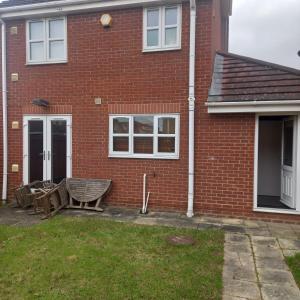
[1,0,300,223]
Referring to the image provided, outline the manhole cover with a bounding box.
[166,235,196,245]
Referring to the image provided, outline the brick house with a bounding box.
[0,0,300,223]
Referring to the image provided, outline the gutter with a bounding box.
[206,100,300,114]
[206,100,300,107]
[187,0,196,218]
[0,0,188,19]
[0,19,7,204]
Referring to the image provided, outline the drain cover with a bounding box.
[166,235,195,245]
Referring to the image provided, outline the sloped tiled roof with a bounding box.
[208,52,300,102]
[0,0,62,7]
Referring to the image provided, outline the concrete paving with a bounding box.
[0,205,300,299]
[223,232,300,300]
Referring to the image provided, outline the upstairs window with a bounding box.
[26,17,67,64]
[143,5,181,51]
[109,114,179,159]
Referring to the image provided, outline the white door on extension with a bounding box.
[23,115,72,184]
[281,117,297,209]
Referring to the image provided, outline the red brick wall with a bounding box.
[1,0,300,223]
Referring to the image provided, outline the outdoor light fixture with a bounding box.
[100,14,112,27]
[32,98,49,107]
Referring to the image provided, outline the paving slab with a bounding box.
[257,268,296,286]
[253,244,283,259]
[255,256,289,271]
[283,249,300,257]
[225,233,250,244]
[278,238,300,250]
[251,236,278,247]
[261,283,300,300]
[223,279,261,300]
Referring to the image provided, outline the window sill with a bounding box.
[108,154,179,160]
[253,207,300,215]
[142,46,181,53]
[26,60,68,66]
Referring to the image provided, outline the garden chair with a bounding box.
[34,179,68,219]
[14,180,54,209]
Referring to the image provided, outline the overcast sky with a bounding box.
[229,0,300,70]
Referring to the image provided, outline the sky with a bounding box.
[229,0,300,70]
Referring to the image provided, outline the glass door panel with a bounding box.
[28,120,44,182]
[51,120,67,184]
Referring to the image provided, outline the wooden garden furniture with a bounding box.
[66,178,112,212]
[14,180,54,209]
[34,179,68,219]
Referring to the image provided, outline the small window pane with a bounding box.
[165,7,178,26]
[147,9,159,27]
[158,137,175,153]
[165,27,177,45]
[284,121,294,167]
[113,118,129,134]
[49,40,65,60]
[134,116,154,134]
[49,19,64,39]
[134,137,153,154]
[158,117,175,134]
[30,42,44,61]
[113,137,129,152]
[29,21,44,40]
[147,29,159,47]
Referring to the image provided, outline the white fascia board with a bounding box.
[0,0,185,19]
[206,100,300,114]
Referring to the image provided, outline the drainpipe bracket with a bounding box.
[188,96,195,110]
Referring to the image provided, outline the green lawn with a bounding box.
[286,253,300,288]
[0,217,224,300]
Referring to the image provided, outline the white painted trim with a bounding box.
[253,113,300,214]
[0,0,186,19]
[108,114,180,159]
[253,208,300,215]
[253,114,259,211]
[143,4,182,52]
[207,100,300,114]
[26,16,67,64]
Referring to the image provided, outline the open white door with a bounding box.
[281,117,297,208]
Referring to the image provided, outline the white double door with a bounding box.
[281,117,297,209]
[23,115,72,184]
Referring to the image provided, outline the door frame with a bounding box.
[254,112,300,214]
[23,114,72,184]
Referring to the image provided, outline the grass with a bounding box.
[286,253,300,288]
[0,217,224,300]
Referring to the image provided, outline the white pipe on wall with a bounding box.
[187,0,196,218]
[0,19,7,203]
[142,173,147,213]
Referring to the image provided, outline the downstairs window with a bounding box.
[109,114,179,159]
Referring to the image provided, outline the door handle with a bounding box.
[43,151,45,160]
[48,151,51,160]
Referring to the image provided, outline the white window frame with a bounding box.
[26,17,68,65]
[143,5,182,52]
[109,114,180,159]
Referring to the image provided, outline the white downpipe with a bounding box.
[0,19,7,203]
[187,0,196,218]
[1,19,7,203]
